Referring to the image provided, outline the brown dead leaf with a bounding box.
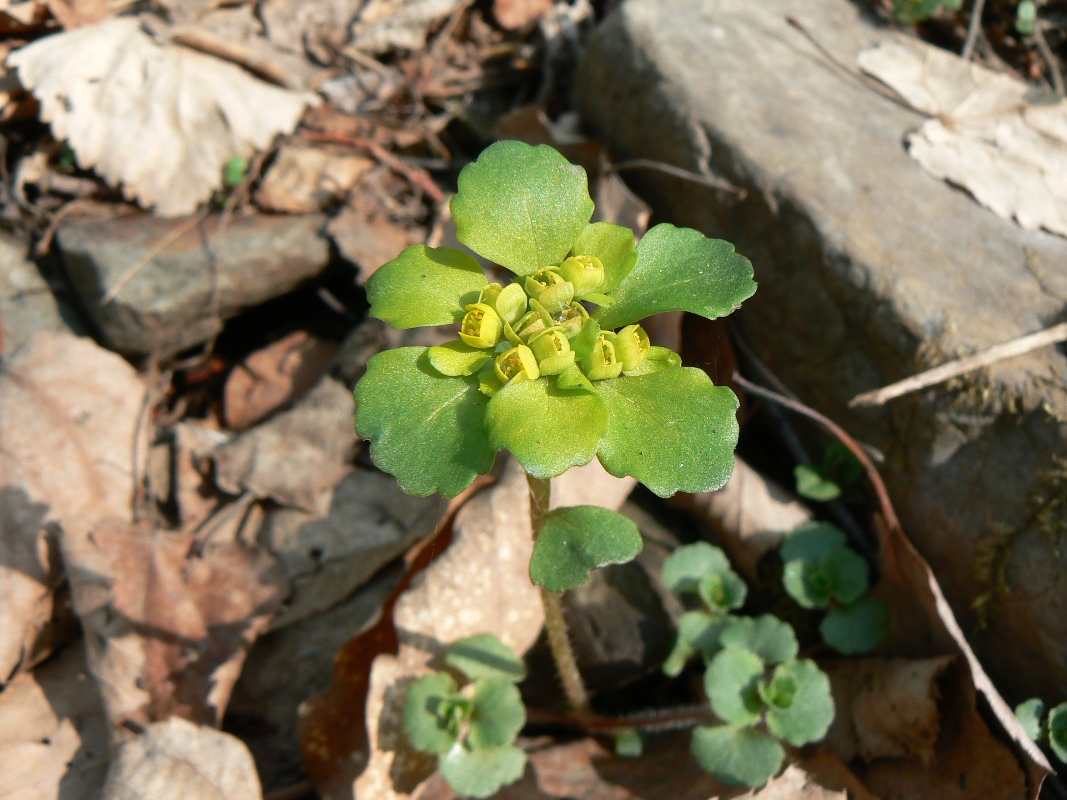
[212,376,356,514]
[60,519,288,731]
[492,0,552,30]
[0,331,143,682]
[6,17,319,216]
[172,420,230,531]
[223,330,339,431]
[0,0,49,31]
[102,717,260,800]
[349,0,466,54]
[45,0,109,29]
[0,641,109,800]
[255,144,374,213]
[859,38,1067,237]
[328,189,422,284]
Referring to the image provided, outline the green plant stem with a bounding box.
[526,472,591,716]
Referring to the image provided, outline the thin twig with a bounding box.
[526,703,715,733]
[850,321,1067,407]
[961,0,987,62]
[1033,20,1066,97]
[608,159,745,197]
[101,210,208,305]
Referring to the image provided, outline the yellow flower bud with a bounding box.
[528,327,576,376]
[524,267,574,312]
[559,255,605,297]
[458,303,503,349]
[494,344,540,384]
[612,324,651,372]
[580,333,623,380]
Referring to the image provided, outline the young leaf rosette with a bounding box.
[354,140,757,499]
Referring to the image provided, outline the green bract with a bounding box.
[355,140,756,499]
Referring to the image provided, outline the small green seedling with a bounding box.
[355,140,756,795]
[223,155,249,189]
[660,543,835,787]
[1016,0,1037,35]
[1015,698,1067,763]
[793,443,863,502]
[404,634,528,798]
[780,521,888,655]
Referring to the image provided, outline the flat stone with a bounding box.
[579,0,1067,702]
[56,212,330,356]
[0,232,78,353]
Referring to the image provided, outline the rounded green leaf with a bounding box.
[819,598,888,655]
[718,615,799,665]
[782,559,832,609]
[445,634,526,684]
[468,678,526,749]
[439,743,527,798]
[663,611,733,676]
[614,728,644,759]
[428,341,494,376]
[486,379,608,479]
[596,368,739,497]
[366,245,487,329]
[822,547,870,605]
[779,521,848,564]
[705,647,765,726]
[794,464,841,502]
[662,541,731,594]
[593,223,756,330]
[572,221,638,292]
[698,570,748,613]
[690,724,784,788]
[1048,703,1067,763]
[763,659,835,746]
[529,506,642,592]
[451,141,594,276]
[404,672,461,754]
[355,347,495,497]
[1015,698,1046,742]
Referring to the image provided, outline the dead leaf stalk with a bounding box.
[961,0,987,62]
[1033,20,1065,97]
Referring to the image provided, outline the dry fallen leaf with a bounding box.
[223,330,339,431]
[255,144,374,213]
[349,0,466,54]
[859,38,1067,237]
[0,331,143,682]
[171,420,230,531]
[0,641,109,800]
[60,519,288,732]
[45,0,109,29]
[102,717,260,800]
[492,0,552,30]
[328,189,423,284]
[6,16,319,216]
[212,376,357,514]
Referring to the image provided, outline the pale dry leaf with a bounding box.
[102,717,260,800]
[172,420,230,531]
[349,0,466,54]
[492,0,552,31]
[6,16,319,216]
[212,376,357,514]
[255,144,373,213]
[60,519,288,730]
[0,641,109,800]
[858,38,1067,237]
[0,331,143,682]
[45,0,110,29]
[223,330,339,431]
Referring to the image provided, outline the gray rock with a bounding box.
[56,212,330,356]
[579,0,1067,702]
[0,232,79,353]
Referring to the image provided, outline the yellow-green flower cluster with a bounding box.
[429,255,653,395]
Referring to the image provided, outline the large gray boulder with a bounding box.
[579,0,1067,702]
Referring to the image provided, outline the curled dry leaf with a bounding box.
[254,143,374,213]
[0,331,143,682]
[212,377,357,514]
[859,38,1067,237]
[102,717,260,800]
[6,16,319,216]
[223,330,339,431]
[349,0,467,54]
[0,641,109,800]
[60,519,288,732]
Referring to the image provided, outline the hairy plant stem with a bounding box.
[526,472,591,716]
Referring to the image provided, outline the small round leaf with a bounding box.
[763,659,835,746]
[662,542,732,595]
[367,245,487,329]
[794,464,841,502]
[718,615,799,666]
[486,379,608,480]
[614,728,644,759]
[820,598,888,655]
[822,547,870,605]
[451,141,594,276]
[597,368,739,497]
[782,559,832,609]
[1015,698,1046,742]
[779,521,848,564]
[705,647,765,726]
[1049,703,1067,763]
[698,570,748,613]
[529,506,642,592]
[355,348,495,497]
[439,743,528,798]
[468,679,526,750]
[445,634,526,684]
[690,724,784,788]
[403,672,461,755]
[427,341,494,377]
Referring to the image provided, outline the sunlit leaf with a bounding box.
[451,140,593,275]
[763,659,835,746]
[529,506,642,592]
[662,542,731,594]
[355,347,495,497]
[704,647,764,726]
[596,368,739,497]
[794,464,841,502]
[367,245,487,329]
[572,221,637,292]
[468,679,526,749]
[403,672,460,755]
[690,724,784,788]
[593,223,756,329]
[445,634,526,684]
[1015,698,1046,742]
[428,341,494,376]
[439,743,527,798]
[718,615,798,666]
[779,521,848,563]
